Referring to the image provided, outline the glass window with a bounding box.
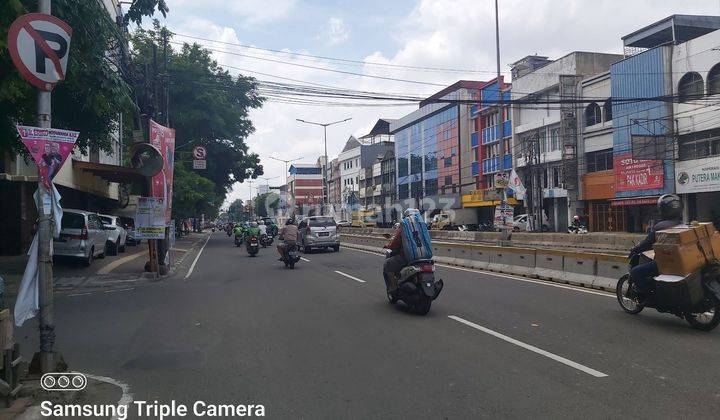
[444,157,452,167]
[100,216,112,225]
[550,127,560,151]
[586,149,614,172]
[678,72,704,102]
[398,184,409,199]
[585,103,601,127]
[539,130,547,153]
[425,179,438,196]
[309,217,336,227]
[444,175,453,186]
[62,213,85,229]
[709,64,720,96]
[603,100,612,121]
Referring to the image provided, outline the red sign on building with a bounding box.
[614,153,664,192]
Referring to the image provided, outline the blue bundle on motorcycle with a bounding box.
[401,213,433,263]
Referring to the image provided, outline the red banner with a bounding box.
[614,153,664,192]
[149,120,175,223]
[16,125,78,189]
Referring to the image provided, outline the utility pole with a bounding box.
[494,0,510,241]
[36,0,55,374]
[296,118,352,215]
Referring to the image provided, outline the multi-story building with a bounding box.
[391,81,481,214]
[326,158,341,217]
[357,118,395,209]
[609,15,720,232]
[462,77,514,225]
[338,136,362,217]
[512,52,622,232]
[578,71,620,231]
[287,163,323,210]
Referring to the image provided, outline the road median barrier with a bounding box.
[340,233,627,292]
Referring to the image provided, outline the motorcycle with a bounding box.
[247,235,260,257]
[616,251,720,331]
[281,243,301,269]
[260,233,270,248]
[567,224,588,234]
[234,232,243,247]
[383,249,444,315]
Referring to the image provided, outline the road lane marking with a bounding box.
[85,374,133,420]
[334,270,366,283]
[96,250,145,275]
[104,288,135,294]
[300,257,311,262]
[344,247,613,298]
[185,232,212,279]
[67,292,93,297]
[448,315,608,378]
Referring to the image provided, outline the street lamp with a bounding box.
[296,117,352,214]
[268,156,302,215]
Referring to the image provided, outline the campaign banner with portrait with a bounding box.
[16,125,78,188]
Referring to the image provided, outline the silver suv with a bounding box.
[299,216,340,253]
[53,209,108,266]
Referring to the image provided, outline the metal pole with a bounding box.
[37,0,55,374]
[494,0,510,241]
[323,125,328,215]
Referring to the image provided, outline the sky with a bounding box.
[152,0,720,207]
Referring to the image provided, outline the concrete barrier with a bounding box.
[339,233,628,292]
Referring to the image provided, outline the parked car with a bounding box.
[513,213,550,232]
[118,216,140,245]
[298,216,340,253]
[99,214,127,255]
[336,220,351,228]
[53,209,108,266]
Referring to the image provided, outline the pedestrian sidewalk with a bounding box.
[0,232,209,299]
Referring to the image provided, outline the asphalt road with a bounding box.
[16,231,720,419]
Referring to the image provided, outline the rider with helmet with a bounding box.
[629,194,683,301]
[383,208,422,292]
[277,217,300,260]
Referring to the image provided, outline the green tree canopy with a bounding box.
[172,164,218,220]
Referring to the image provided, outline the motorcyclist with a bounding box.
[257,220,268,236]
[629,194,683,302]
[233,223,245,242]
[569,215,581,232]
[383,208,422,292]
[246,221,261,238]
[277,218,301,261]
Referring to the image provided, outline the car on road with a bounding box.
[298,216,340,253]
[118,216,141,245]
[99,214,128,255]
[53,209,108,266]
[336,219,351,228]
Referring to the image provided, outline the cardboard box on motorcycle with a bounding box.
[653,222,720,276]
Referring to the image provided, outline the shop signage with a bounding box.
[135,197,165,239]
[676,157,720,194]
[614,153,664,192]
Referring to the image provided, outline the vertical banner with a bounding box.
[149,120,175,223]
[16,125,78,188]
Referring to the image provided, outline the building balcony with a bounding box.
[481,154,512,175]
[481,120,512,145]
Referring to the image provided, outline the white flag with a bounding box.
[508,169,526,199]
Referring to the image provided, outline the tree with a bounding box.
[253,192,280,217]
[130,25,264,206]
[0,0,167,157]
[172,164,218,221]
[227,198,250,222]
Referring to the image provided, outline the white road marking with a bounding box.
[67,292,93,297]
[185,232,212,279]
[96,251,145,275]
[448,315,608,378]
[85,374,133,420]
[300,257,311,262]
[344,247,613,298]
[334,270,366,283]
[104,288,135,294]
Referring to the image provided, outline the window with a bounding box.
[678,72,704,102]
[586,149,614,172]
[309,217,336,227]
[398,184,409,199]
[62,212,85,229]
[603,100,612,121]
[709,64,720,96]
[444,157,452,167]
[585,102,601,127]
[425,179,438,196]
[539,130,547,153]
[444,175,453,186]
[549,127,560,151]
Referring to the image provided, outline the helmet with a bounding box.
[250,221,258,228]
[657,194,682,220]
[286,218,295,225]
[573,215,580,221]
[403,208,420,218]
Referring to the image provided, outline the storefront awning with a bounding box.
[73,159,145,183]
[610,196,659,207]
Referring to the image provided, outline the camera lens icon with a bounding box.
[41,373,87,391]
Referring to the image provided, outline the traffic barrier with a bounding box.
[339,233,628,292]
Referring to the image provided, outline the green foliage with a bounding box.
[0,0,165,158]
[227,198,249,222]
[130,24,265,206]
[172,163,218,221]
[253,193,280,217]
[124,0,168,25]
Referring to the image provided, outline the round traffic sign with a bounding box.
[8,13,73,91]
[193,146,207,160]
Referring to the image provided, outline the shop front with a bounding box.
[582,170,627,232]
[612,153,668,233]
[461,189,519,227]
[676,157,720,227]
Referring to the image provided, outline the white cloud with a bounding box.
[320,17,351,46]
[169,0,297,26]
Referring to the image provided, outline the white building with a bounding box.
[511,52,622,231]
[671,27,720,223]
[338,136,362,217]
